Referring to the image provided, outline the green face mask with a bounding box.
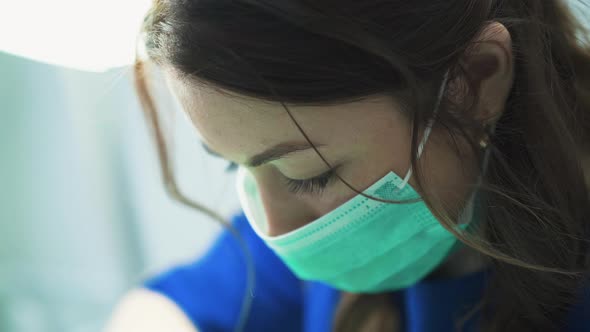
[235,70,484,292]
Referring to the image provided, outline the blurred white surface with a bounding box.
[0,0,152,72]
[0,51,240,332]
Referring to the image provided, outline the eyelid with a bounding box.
[225,161,337,182]
[225,161,337,196]
[282,168,337,196]
[282,168,334,182]
[225,160,332,182]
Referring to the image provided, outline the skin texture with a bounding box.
[163,22,515,280]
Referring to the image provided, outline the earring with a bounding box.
[479,135,490,149]
[479,123,493,149]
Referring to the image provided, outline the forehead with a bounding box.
[165,72,300,154]
[163,69,408,161]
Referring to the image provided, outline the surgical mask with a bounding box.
[235,70,485,292]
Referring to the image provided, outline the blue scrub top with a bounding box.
[143,211,590,332]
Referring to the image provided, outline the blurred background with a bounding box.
[0,1,588,331]
[0,1,241,331]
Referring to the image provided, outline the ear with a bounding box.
[459,21,515,126]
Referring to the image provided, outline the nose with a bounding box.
[254,173,317,237]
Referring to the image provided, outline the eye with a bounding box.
[225,161,337,196]
[282,169,337,197]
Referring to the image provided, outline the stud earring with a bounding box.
[479,135,490,149]
[479,123,493,149]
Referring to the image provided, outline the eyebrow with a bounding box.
[201,141,326,168]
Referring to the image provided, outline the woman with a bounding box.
[105,0,590,331]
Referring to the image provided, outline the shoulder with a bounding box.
[103,288,200,332]
[105,211,304,332]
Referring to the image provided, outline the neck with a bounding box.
[423,243,491,281]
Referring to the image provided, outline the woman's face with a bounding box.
[156,22,513,282]
[164,73,478,237]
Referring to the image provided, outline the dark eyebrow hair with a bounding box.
[201,141,326,168]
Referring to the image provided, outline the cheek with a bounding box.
[307,180,359,217]
[304,127,479,222]
[415,129,480,220]
[303,151,413,218]
[301,123,415,217]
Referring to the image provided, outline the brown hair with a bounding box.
[133,0,590,331]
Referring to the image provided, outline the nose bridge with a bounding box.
[254,173,316,237]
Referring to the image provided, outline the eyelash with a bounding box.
[225,161,336,196]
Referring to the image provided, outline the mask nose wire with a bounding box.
[398,69,451,190]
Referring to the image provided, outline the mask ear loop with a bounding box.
[398,69,451,190]
[456,122,497,229]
